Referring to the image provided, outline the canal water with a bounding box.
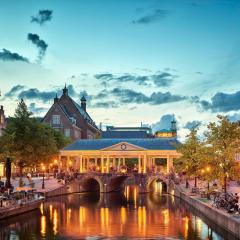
[0,184,238,240]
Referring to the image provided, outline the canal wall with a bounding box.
[172,185,240,239]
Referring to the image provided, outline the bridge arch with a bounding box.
[107,175,129,192]
[79,175,104,192]
[146,176,168,193]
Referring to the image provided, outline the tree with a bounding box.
[175,126,204,188]
[204,115,240,193]
[0,99,69,186]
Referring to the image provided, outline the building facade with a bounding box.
[60,138,181,174]
[43,85,100,141]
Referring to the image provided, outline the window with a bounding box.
[64,129,71,137]
[52,115,60,125]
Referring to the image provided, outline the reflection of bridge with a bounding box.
[67,172,170,193]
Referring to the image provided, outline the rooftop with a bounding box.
[63,138,179,151]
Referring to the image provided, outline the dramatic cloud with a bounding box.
[4,85,25,98]
[29,103,47,115]
[94,72,176,87]
[197,91,240,112]
[31,10,53,25]
[132,9,168,24]
[27,33,48,61]
[152,114,174,132]
[110,88,186,105]
[18,88,56,102]
[0,49,29,62]
[184,120,201,129]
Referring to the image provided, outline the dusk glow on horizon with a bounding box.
[1,0,240,140]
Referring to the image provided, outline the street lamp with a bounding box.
[42,166,46,189]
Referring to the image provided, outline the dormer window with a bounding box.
[52,115,60,125]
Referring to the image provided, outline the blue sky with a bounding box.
[0,0,240,139]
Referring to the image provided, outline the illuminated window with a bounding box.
[52,115,60,125]
[0,163,4,177]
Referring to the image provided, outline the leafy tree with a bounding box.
[204,115,240,193]
[175,126,204,188]
[0,99,69,186]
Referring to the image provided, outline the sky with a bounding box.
[0,0,240,140]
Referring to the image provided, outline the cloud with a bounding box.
[27,33,48,61]
[92,101,119,108]
[152,114,174,132]
[4,85,25,98]
[31,10,53,25]
[0,49,29,62]
[196,91,240,112]
[228,113,240,122]
[132,9,168,24]
[94,72,176,87]
[18,88,56,102]
[110,88,186,105]
[28,103,47,115]
[152,73,174,87]
[184,120,201,129]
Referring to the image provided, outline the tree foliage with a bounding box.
[175,126,204,187]
[0,99,69,175]
[204,115,240,191]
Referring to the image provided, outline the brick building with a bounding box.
[42,85,100,141]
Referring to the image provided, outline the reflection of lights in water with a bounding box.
[53,209,58,235]
[41,215,46,237]
[49,205,53,220]
[40,203,44,215]
[67,208,71,225]
[161,209,169,225]
[196,217,202,234]
[100,207,109,227]
[79,206,86,226]
[134,187,137,208]
[121,207,127,224]
[138,206,146,234]
[182,216,190,238]
[154,181,162,194]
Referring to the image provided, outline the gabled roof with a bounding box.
[63,138,179,151]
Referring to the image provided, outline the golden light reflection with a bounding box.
[100,207,109,228]
[182,216,190,239]
[162,209,169,225]
[138,206,146,235]
[40,215,46,237]
[79,206,86,227]
[53,209,58,235]
[49,205,53,220]
[120,207,127,224]
[67,208,72,225]
[196,217,202,234]
[134,187,137,208]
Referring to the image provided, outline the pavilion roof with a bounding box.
[62,138,179,151]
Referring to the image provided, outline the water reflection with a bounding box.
[0,184,237,239]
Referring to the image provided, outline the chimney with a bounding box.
[54,94,59,103]
[63,84,68,96]
[81,95,86,111]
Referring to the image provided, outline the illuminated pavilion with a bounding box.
[59,138,181,174]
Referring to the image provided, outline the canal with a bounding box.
[0,184,238,240]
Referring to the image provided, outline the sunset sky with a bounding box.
[1,0,240,139]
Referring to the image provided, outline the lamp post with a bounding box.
[42,166,46,189]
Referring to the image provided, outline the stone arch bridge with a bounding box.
[66,173,171,194]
